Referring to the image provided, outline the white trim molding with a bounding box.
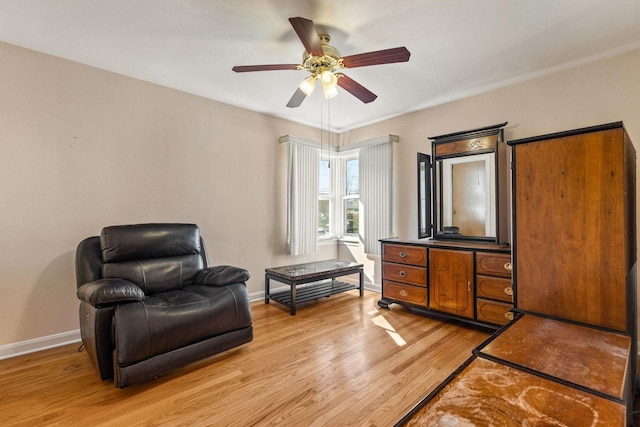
[279,134,399,152]
[337,135,399,152]
[0,330,81,360]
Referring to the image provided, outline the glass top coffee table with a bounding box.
[265,259,364,315]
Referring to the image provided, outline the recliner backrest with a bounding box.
[100,223,206,295]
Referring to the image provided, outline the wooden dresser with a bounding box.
[398,122,637,425]
[380,239,512,328]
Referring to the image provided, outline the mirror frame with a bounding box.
[417,152,431,238]
[429,122,508,243]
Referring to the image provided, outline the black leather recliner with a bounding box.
[75,223,253,388]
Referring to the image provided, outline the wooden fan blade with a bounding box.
[337,74,377,103]
[341,47,410,68]
[286,87,307,108]
[289,17,324,57]
[232,64,299,72]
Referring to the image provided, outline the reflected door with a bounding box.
[452,161,486,236]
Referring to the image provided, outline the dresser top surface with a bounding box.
[380,237,510,253]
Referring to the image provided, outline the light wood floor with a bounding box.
[0,290,492,426]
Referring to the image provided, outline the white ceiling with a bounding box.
[1,0,640,132]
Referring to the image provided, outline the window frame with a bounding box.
[318,158,334,240]
[338,151,360,242]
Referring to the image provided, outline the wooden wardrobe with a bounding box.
[511,121,637,334]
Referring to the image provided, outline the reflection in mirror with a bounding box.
[438,154,495,237]
[430,122,508,243]
[417,153,431,238]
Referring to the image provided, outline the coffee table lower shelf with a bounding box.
[270,280,357,308]
[265,259,364,315]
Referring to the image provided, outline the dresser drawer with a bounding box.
[383,244,427,266]
[476,298,514,326]
[383,281,427,306]
[383,262,427,287]
[476,252,512,278]
[476,275,513,303]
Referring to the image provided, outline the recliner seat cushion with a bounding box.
[114,282,252,367]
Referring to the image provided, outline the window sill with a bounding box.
[338,236,359,244]
[317,236,360,246]
[318,237,338,246]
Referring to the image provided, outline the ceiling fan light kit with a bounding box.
[232,17,410,108]
[322,81,339,99]
[299,75,317,96]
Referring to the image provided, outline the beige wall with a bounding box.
[2,39,640,351]
[0,41,337,350]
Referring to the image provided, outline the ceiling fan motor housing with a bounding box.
[301,35,342,76]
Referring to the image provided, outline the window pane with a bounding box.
[319,159,331,237]
[345,159,359,195]
[345,197,359,234]
[319,160,330,197]
[318,199,330,236]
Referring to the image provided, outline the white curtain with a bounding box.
[360,142,393,255]
[287,142,319,256]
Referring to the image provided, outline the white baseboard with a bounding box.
[0,330,81,360]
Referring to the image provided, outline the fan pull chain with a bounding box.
[320,98,324,162]
[327,99,331,167]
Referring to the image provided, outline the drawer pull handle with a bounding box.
[467,281,471,292]
[505,312,514,321]
[399,251,407,258]
[504,286,513,296]
[504,262,512,271]
[399,271,407,278]
[399,290,408,297]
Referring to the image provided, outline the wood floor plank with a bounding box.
[0,290,491,426]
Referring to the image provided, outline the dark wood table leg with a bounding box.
[265,273,270,304]
[290,282,296,316]
[359,269,364,296]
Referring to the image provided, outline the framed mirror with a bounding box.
[417,152,431,238]
[430,122,508,243]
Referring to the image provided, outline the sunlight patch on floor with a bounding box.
[369,308,407,347]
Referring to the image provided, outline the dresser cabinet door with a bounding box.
[429,248,474,319]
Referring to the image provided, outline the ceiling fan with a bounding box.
[232,17,411,108]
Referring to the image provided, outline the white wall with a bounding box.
[2,39,640,353]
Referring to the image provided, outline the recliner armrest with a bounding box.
[193,265,250,286]
[77,278,145,307]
